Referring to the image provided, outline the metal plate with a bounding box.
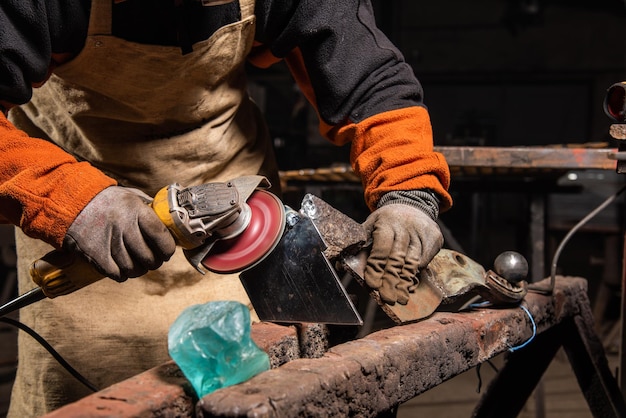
[239,212,363,326]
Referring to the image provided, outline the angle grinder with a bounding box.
[0,175,286,316]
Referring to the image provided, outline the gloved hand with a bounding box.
[63,186,177,282]
[363,193,443,305]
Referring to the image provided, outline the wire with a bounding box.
[475,359,500,393]
[529,183,626,295]
[0,317,99,393]
[508,305,536,352]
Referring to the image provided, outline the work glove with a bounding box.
[63,186,177,282]
[363,190,443,305]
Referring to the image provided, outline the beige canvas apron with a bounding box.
[8,0,277,416]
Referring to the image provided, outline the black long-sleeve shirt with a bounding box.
[0,0,424,126]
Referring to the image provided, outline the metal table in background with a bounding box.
[433,145,618,288]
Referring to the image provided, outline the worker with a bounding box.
[0,0,452,415]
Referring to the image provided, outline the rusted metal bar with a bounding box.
[279,146,618,185]
[280,166,360,184]
[435,145,617,171]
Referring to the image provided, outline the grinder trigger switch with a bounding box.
[151,181,251,251]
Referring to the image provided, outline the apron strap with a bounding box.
[88,0,113,36]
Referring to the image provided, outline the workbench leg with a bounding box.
[472,316,626,418]
[562,316,626,417]
[471,318,562,418]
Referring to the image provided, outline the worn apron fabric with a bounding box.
[8,0,277,416]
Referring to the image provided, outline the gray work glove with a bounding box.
[63,186,177,282]
[363,191,443,305]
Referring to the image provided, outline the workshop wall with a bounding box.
[375,0,626,146]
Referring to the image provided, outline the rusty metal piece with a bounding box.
[303,194,446,323]
[480,270,529,305]
[419,249,486,303]
[338,249,477,325]
[280,166,361,184]
[300,194,368,260]
[279,146,618,186]
[435,145,617,172]
[342,248,528,324]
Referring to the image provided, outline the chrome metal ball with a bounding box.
[493,251,529,283]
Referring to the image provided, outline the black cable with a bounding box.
[0,317,99,393]
[475,363,483,393]
[475,359,500,393]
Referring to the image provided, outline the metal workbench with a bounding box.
[42,277,625,417]
[39,145,625,417]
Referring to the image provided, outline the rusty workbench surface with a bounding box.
[42,276,625,418]
[278,145,618,185]
[436,145,617,170]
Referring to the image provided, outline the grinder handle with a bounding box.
[30,251,105,298]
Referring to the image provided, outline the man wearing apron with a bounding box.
[0,0,452,415]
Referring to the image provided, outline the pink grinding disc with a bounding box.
[201,190,285,274]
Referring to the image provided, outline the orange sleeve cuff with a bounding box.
[0,113,117,248]
[335,106,452,212]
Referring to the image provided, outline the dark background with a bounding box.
[1,2,626,415]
